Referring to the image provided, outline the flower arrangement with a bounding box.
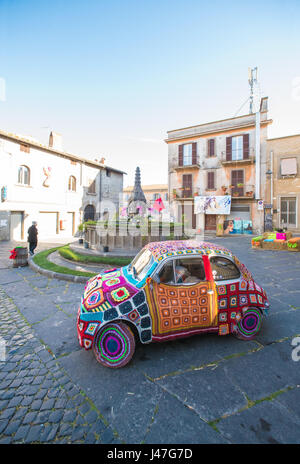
[9,248,17,259]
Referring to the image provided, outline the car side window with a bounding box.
[174,257,206,285]
[157,261,175,285]
[210,256,240,281]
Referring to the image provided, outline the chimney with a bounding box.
[49,131,63,151]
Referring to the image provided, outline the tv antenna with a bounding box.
[248,67,260,113]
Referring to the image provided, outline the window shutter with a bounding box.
[178,145,183,166]
[207,172,215,189]
[192,142,197,164]
[226,137,232,161]
[243,134,249,159]
[208,139,215,157]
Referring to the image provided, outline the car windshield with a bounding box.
[130,248,153,281]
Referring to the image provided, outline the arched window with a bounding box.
[68,176,76,192]
[84,204,95,222]
[18,165,30,185]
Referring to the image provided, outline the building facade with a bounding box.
[123,184,168,206]
[0,130,124,241]
[266,134,300,233]
[166,97,271,235]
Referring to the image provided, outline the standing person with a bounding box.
[27,221,38,256]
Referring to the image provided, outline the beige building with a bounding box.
[166,97,272,235]
[266,134,300,233]
[123,184,168,205]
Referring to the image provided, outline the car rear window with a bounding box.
[210,256,240,281]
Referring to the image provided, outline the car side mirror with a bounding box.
[152,274,160,284]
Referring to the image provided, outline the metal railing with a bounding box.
[172,187,200,199]
[220,148,255,163]
[172,155,200,169]
[230,184,255,198]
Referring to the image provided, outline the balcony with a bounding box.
[230,184,255,199]
[172,155,200,171]
[221,148,255,165]
[172,187,199,200]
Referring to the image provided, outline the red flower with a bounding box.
[9,248,17,259]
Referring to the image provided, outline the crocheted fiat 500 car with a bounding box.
[77,240,270,368]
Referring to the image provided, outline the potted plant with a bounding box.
[78,223,85,244]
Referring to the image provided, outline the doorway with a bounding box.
[205,214,216,231]
[10,212,24,241]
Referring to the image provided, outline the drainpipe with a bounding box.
[255,110,261,199]
[270,150,273,215]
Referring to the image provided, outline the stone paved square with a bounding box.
[0,236,300,443]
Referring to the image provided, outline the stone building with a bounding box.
[166,97,272,235]
[265,134,300,233]
[0,129,125,241]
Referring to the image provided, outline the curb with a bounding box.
[28,256,90,284]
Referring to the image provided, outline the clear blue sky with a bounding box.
[1,0,300,186]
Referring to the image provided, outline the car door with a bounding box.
[149,255,218,339]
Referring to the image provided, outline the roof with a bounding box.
[145,240,233,262]
[267,133,300,141]
[0,128,126,175]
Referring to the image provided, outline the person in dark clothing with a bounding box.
[27,221,38,255]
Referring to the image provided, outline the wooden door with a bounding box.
[205,214,216,231]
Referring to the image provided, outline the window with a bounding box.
[208,139,215,157]
[178,143,197,166]
[106,169,111,177]
[280,158,297,176]
[183,144,193,166]
[174,258,206,284]
[231,170,244,196]
[182,174,192,197]
[68,176,76,192]
[232,136,243,161]
[83,204,95,221]
[20,144,30,153]
[280,197,296,226]
[207,172,215,190]
[17,165,30,185]
[158,261,175,285]
[130,248,153,281]
[210,257,240,281]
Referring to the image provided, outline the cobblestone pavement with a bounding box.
[0,237,300,444]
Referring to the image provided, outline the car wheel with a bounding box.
[93,322,136,368]
[234,308,263,340]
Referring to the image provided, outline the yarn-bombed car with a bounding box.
[77,240,269,368]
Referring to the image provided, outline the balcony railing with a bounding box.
[221,148,255,164]
[172,187,200,199]
[173,155,200,170]
[230,184,255,199]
